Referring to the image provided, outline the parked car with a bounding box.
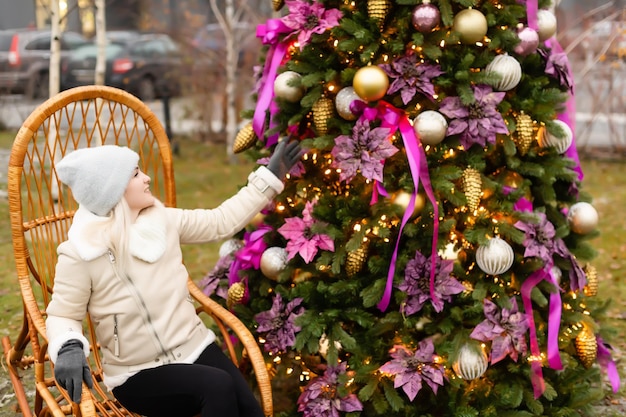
[61,31,183,100]
[0,28,88,99]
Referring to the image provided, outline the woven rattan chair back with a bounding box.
[3,85,272,417]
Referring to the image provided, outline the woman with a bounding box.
[46,141,302,417]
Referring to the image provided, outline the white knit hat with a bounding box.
[57,145,140,216]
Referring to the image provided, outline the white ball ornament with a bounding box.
[538,120,573,154]
[260,247,289,281]
[537,9,557,41]
[475,237,514,275]
[567,202,599,235]
[274,71,304,102]
[453,344,489,380]
[219,238,243,258]
[335,87,364,121]
[414,110,448,145]
[485,54,522,91]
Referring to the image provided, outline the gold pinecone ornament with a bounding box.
[346,240,369,277]
[462,167,482,212]
[367,0,391,29]
[583,264,598,297]
[312,96,335,136]
[233,122,257,154]
[272,0,284,12]
[227,282,246,309]
[575,325,598,369]
[515,112,534,156]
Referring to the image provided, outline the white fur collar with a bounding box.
[68,205,167,263]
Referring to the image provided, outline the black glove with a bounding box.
[54,339,93,403]
[266,139,303,180]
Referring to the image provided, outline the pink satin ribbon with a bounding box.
[520,264,563,398]
[359,102,439,312]
[597,336,621,393]
[253,20,293,143]
[228,227,271,304]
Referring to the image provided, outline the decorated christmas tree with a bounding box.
[202,0,621,415]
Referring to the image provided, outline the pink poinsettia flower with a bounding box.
[282,0,343,49]
[379,339,445,401]
[278,200,335,263]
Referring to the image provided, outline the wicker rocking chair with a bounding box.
[2,85,273,417]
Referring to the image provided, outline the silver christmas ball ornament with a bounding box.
[260,247,289,281]
[335,87,364,121]
[485,54,522,91]
[453,343,489,380]
[537,9,557,41]
[274,71,304,102]
[567,202,599,235]
[475,237,514,275]
[538,120,573,154]
[219,238,243,258]
[411,2,440,33]
[414,110,448,145]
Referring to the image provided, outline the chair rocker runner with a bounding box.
[2,85,273,417]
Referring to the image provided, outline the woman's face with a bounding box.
[124,168,155,213]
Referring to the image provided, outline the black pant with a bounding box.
[113,343,264,417]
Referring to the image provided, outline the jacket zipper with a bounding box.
[107,250,175,362]
[113,314,120,357]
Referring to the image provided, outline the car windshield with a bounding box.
[71,43,123,59]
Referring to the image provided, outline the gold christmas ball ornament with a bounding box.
[312,96,335,136]
[453,9,488,44]
[538,120,573,154]
[353,66,389,102]
[485,54,522,92]
[453,343,489,380]
[392,190,426,216]
[260,247,289,281]
[575,325,597,369]
[274,71,304,102]
[233,122,257,154]
[461,167,482,212]
[219,238,243,258]
[475,237,514,275]
[515,112,534,156]
[583,264,598,297]
[414,110,448,145]
[367,0,391,29]
[567,202,599,234]
[346,240,370,277]
[439,242,460,261]
[537,9,557,42]
[335,87,363,121]
[227,282,246,308]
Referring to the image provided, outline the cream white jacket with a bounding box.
[46,167,282,390]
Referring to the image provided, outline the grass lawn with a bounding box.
[0,130,624,414]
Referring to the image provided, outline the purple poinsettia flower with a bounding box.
[378,339,445,401]
[255,294,304,354]
[297,362,363,417]
[470,298,529,364]
[278,200,335,263]
[398,251,465,315]
[381,54,444,105]
[282,0,343,49]
[331,118,398,184]
[199,255,232,300]
[514,212,567,264]
[539,48,574,93]
[439,84,509,149]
